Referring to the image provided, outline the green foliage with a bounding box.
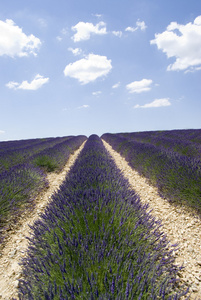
[33,155,58,172]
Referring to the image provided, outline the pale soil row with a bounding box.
[103,140,201,300]
[0,141,86,300]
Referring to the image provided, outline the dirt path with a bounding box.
[0,142,86,300]
[103,140,201,300]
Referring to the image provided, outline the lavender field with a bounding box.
[1,128,200,298]
[18,135,187,299]
[102,129,201,214]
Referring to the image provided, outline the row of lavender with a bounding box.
[0,135,87,243]
[0,136,73,173]
[116,129,201,158]
[18,135,188,299]
[102,129,201,214]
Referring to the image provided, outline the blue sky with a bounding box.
[0,0,201,141]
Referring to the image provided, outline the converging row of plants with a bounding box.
[116,129,201,159]
[101,131,201,214]
[18,135,188,299]
[0,136,73,173]
[32,135,86,172]
[0,135,87,244]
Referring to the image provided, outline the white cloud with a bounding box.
[0,130,5,134]
[185,66,201,73]
[6,81,19,89]
[61,28,68,35]
[56,27,68,41]
[78,104,90,109]
[125,20,147,32]
[126,79,153,93]
[112,82,121,89]
[64,54,112,84]
[125,26,138,33]
[134,98,171,108]
[0,19,41,57]
[136,20,147,31]
[112,31,123,37]
[6,74,49,90]
[68,47,82,56]
[56,36,63,42]
[93,14,102,18]
[92,91,102,96]
[150,16,201,72]
[71,21,107,42]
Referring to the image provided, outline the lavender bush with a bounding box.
[0,164,48,243]
[18,135,188,299]
[102,131,201,213]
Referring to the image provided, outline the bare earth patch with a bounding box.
[0,141,86,300]
[103,140,201,300]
